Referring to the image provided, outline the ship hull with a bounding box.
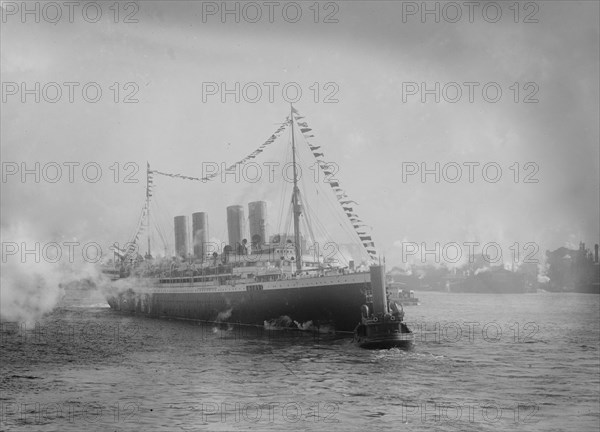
[107,274,370,333]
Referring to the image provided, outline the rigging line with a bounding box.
[153,212,169,256]
[269,127,284,236]
[276,169,289,237]
[250,125,290,245]
[266,347,297,377]
[127,200,148,248]
[295,148,320,247]
[293,135,336,246]
[153,204,168,242]
[279,160,295,251]
[297,138,357,241]
[146,119,293,255]
[151,119,290,183]
[303,202,349,267]
[296,130,376,262]
[300,205,317,247]
[302,199,332,245]
[153,191,176,254]
[276,131,293,236]
[296,136,371,264]
[283,200,293,244]
[293,143,351,267]
[299,181,333,245]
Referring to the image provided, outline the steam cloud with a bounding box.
[0,224,112,323]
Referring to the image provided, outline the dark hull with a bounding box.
[108,279,368,333]
[353,322,414,349]
[355,336,413,350]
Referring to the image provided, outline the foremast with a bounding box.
[145,162,152,258]
[290,104,302,273]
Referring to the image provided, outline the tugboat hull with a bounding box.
[353,266,415,349]
[353,322,414,349]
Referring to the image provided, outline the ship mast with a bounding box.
[146,162,151,258]
[290,104,302,273]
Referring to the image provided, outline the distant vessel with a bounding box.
[105,107,405,333]
[387,281,419,305]
[444,267,529,293]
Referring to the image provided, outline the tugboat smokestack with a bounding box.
[370,265,388,315]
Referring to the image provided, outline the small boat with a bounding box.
[388,282,419,305]
[353,266,414,349]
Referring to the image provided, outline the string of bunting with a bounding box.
[124,203,148,261]
[128,121,289,254]
[150,121,290,182]
[292,107,379,262]
[130,112,377,262]
[126,164,155,256]
[146,162,154,198]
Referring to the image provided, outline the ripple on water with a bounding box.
[1,295,599,432]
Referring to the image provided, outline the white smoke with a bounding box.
[216,308,233,321]
[0,224,116,323]
[263,315,292,330]
[537,274,550,283]
[290,320,334,333]
[0,258,65,323]
[293,320,314,331]
[474,267,491,275]
[537,261,550,284]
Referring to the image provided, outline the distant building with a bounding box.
[545,242,599,293]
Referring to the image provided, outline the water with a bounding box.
[1,292,598,431]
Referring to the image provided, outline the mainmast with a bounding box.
[290,105,302,273]
[146,162,152,258]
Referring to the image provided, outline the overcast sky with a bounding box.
[1,1,599,267]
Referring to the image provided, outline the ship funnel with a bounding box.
[248,201,267,251]
[370,265,388,315]
[226,205,245,250]
[192,212,209,262]
[174,215,188,259]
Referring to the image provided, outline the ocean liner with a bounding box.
[106,106,396,333]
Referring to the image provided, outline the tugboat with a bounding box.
[353,265,414,349]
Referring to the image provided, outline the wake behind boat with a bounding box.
[105,107,413,337]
